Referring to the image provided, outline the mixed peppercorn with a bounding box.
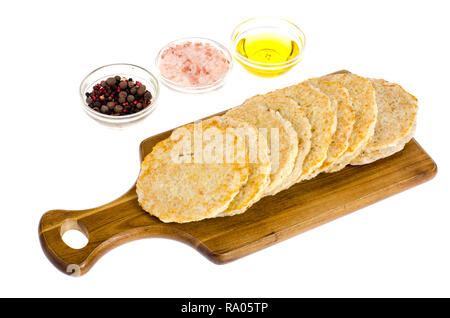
[85,76,152,116]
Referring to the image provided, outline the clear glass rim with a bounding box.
[79,63,160,121]
[155,37,233,91]
[230,16,306,68]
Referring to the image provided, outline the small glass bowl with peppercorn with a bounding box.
[79,63,159,125]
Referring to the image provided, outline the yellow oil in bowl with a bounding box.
[236,33,300,65]
[231,17,305,77]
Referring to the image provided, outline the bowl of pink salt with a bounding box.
[156,37,232,93]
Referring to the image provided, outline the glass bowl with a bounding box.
[155,37,233,93]
[231,17,306,77]
[79,63,160,126]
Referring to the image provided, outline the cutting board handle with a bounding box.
[38,185,189,276]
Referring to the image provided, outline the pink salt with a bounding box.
[159,41,230,87]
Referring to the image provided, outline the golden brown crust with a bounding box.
[321,73,378,172]
[241,93,312,194]
[205,116,271,217]
[273,82,335,181]
[304,78,355,176]
[225,104,298,195]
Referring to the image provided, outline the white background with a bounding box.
[1,0,449,297]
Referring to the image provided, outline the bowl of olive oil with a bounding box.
[231,17,305,77]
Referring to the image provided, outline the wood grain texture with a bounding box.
[38,73,438,276]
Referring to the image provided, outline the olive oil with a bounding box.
[234,32,303,77]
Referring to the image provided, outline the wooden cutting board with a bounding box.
[39,79,437,277]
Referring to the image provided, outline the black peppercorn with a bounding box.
[114,105,123,113]
[106,101,115,110]
[106,77,116,86]
[119,81,128,90]
[137,85,146,96]
[100,105,109,114]
[144,91,152,100]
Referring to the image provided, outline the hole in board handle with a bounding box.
[60,219,89,249]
